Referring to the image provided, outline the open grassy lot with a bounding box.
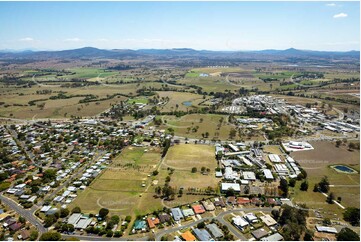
[71,147,163,217]
[167,170,219,190]
[157,91,207,112]
[160,114,235,140]
[163,144,217,170]
[290,141,360,218]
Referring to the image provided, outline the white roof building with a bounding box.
[263,169,274,180]
[221,183,241,192]
[232,216,249,228]
[242,171,256,180]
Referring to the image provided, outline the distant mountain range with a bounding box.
[0,47,359,59]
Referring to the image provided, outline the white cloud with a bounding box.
[96,38,108,42]
[333,13,348,18]
[64,38,82,42]
[19,37,34,42]
[326,3,336,7]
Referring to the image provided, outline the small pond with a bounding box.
[331,165,358,174]
[182,101,192,107]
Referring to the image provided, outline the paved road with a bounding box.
[40,151,105,206]
[155,207,273,241]
[0,194,47,234]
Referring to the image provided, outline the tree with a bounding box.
[313,184,319,192]
[300,180,309,191]
[125,216,132,223]
[99,208,109,218]
[39,231,61,241]
[60,208,70,218]
[197,221,206,229]
[225,188,235,197]
[304,229,314,241]
[229,128,237,139]
[288,178,296,187]
[30,231,39,240]
[336,140,342,147]
[271,209,280,220]
[348,142,356,151]
[318,176,330,193]
[191,167,197,173]
[336,228,360,241]
[343,207,360,226]
[279,178,288,197]
[43,169,57,182]
[71,207,81,214]
[326,192,335,204]
[152,170,159,176]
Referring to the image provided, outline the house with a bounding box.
[251,197,263,206]
[226,196,237,205]
[213,197,225,207]
[9,222,23,231]
[244,213,258,224]
[261,233,284,241]
[182,209,195,217]
[158,214,172,224]
[206,223,224,239]
[315,225,338,234]
[40,205,52,213]
[201,201,215,211]
[181,231,196,241]
[147,217,160,229]
[192,205,206,214]
[237,197,250,205]
[20,230,30,240]
[232,216,249,230]
[221,183,241,192]
[252,228,269,240]
[0,213,10,222]
[260,215,277,227]
[192,228,213,241]
[170,208,184,221]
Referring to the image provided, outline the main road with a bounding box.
[0,194,47,234]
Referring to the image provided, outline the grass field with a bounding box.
[290,141,360,218]
[157,91,206,112]
[71,147,163,217]
[163,144,217,170]
[160,114,235,140]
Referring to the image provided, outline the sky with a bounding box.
[0,1,359,51]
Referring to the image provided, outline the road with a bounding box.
[41,151,105,206]
[0,194,47,234]
[155,207,273,240]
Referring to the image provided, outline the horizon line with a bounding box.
[1,46,360,53]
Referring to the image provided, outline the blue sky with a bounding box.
[0,1,359,51]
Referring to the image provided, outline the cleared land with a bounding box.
[160,114,235,140]
[71,147,163,216]
[290,141,360,218]
[161,144,219,191]
[157,91,206,112]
